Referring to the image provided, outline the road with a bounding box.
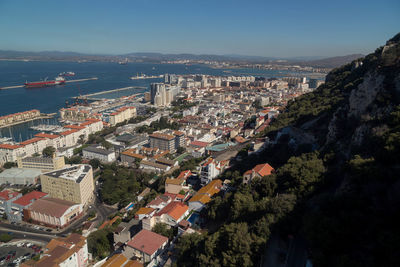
[0,228,53,243]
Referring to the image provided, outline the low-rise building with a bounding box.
[188,179,222,211]
[23,233,89,267]
[243,163,274,184]
[109,106,136,126]
[82,145,116,162]
[0,190,21,219]
[0,168,41,185]
[143,202,189,230]
[17,155,65,172]
[8,191,48,222]
[124,229,168,264]
[165,170,192,194]
[140,160,170,173]
[102,254,143,267]
[25,197,83,228]
[40,165,94,206]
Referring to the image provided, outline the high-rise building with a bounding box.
[40,165,94,206]
[150,83,181,106]
[149,133,176,152]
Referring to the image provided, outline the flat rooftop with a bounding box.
[0,168,42,179]
[43,165,91,183]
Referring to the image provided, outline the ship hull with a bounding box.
[24,81,65,88]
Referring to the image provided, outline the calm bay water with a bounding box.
[0,60,320,140]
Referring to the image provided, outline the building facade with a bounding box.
[17,156,65,172]
[40,165,94,206]
[149,133,176,152]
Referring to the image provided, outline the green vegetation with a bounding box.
[87,229,113,260]
[89,158,101,169]
[0,233,12,242]
[170,99,197,113]
[64,155,82,164]
[3,162,16,169]
[99,164,154,208]
[73,144,90,155]
[152,222,175,239]
[136,116,180,134]
[42,146,56,157]
[171,157,204,177]
[175,33,400,267]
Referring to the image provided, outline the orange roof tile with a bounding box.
[20,137,45,145]
[252,163,274,177]
[0,144,24,150]
[156,202,188,221]
[35,133,60,139]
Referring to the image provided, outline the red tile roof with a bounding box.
[127,229,168,256]
[20,137,44,146]
[149,133,175,141]
[190,140,209,148]
[59,129,78,136]
[176,170,192,180]
[64,125,86,130]
[252,163,274,177]
[156,202,188,221]
[35,133,60,139]
[12,191,47,206]
[0,190,20,201]
[0,144,23,150]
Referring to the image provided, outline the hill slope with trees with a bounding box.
[174,33,400,267]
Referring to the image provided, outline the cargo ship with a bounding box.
[24,77,66,88]
[59,71,75,76]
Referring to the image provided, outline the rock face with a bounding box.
[348,72,384,117]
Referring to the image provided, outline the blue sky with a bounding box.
[0,0,399,57]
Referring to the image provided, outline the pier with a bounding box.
[0,77,98,90]
[74,86,146,100]
[130,74,163,80]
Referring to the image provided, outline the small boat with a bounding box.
[59,72,75,77]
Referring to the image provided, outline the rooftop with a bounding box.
[27,197,79,217]
[0,190,20,201]
[127,229,168,256]
[12,191,47,206]
[149,132,175,141]
[43,164,91,183]
[0,168,42,179]
[83,145,115,156]
[156,202,189,221]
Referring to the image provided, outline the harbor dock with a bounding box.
[74,86,146,100]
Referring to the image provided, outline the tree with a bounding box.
[0,233,12,242]
[89,158,101,169]
[101,140,112,150]
[42,146,56,157]
[78,134,85,145]
[152,223,174,239]
[87,229,112,259]
[177,146,186,154]
[3,162,16,169]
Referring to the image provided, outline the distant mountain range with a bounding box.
[0,49,363,68]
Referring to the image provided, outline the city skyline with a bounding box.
[0,0,399,58]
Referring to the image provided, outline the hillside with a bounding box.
[174,33,400,267]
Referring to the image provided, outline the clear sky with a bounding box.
[0,0,399,58]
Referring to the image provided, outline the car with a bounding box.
[24,253,30,257]
[46,229,52,232]
[6,255,11,261]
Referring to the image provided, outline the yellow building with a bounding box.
[17,155,65,172]
[109,106,136,126]
[40,165,94,206]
